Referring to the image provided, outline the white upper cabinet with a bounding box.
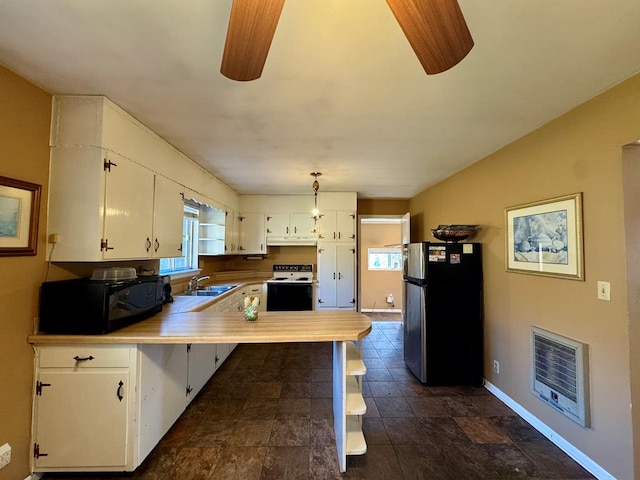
[47,95,242,261]
[102,152,156,259]
[225,208,241,254]
[49,147,145,261]
[151,176,184,258]
[266,213,317,245]
[238,213,266,254]
[48,147,185,262]
[318,210,356,242]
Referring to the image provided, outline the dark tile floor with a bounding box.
[42,320,594,480]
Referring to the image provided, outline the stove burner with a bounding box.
[274,277,288,281]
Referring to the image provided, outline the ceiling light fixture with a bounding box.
[310,172,322,232]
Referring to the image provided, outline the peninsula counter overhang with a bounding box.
[28,310,373,345]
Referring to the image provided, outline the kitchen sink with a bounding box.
[178,285,236,297]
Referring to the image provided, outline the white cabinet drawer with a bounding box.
[38,345,132,368]
[245,284,263,295]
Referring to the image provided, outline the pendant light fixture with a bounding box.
[310,172,322,232]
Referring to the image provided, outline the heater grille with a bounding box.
[531,327,590,427]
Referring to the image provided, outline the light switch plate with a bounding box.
[597,281,611,301]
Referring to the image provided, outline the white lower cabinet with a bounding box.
[32,338,234,473]
[31,345,137,472]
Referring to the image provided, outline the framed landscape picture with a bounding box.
[0,176,41,257]
[505,192,584,280]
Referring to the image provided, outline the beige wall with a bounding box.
[410,73,640,479]
[0,66,51,480]
[358,198,409,216]
[359,223,403,311]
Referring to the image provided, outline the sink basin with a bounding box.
[178,284,236,297]
[180,290,222,297]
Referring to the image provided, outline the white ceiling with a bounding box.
[1,1,639,198]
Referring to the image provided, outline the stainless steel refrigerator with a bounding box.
[403,242,483,385]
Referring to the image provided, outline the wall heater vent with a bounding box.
[531,327,590,427]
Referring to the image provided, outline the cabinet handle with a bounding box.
[73,355,95,362]
[294,226,297,234]
[333,232,336,240]
[178,243,183,252]
[333,273,336,280]
[338,232,341,240]
[146,237,152,252]
[154,238,160,252]
[338,272,342,280]
[318,298,324,304]
[116,380,124,402]
[286,226,289,234]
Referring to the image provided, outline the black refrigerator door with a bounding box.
[424,242,484,386]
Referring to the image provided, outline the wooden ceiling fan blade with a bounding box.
[386,0,473,74]
[220,0,286,81]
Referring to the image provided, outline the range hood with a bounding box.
[267,237,317,247]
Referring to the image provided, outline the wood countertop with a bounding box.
[28,310,372,345]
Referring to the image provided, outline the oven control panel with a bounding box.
[273,264,313,273]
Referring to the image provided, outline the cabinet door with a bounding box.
[48,147,105,261]
[336,245,356,308]
[152,176,184,258]
[103,153,155,260]
[266,213,289,238]
[317,244,338,308]
[239,213,266,254]
[33,371,131,469]
[290,213,316,239]
[225,209,240,254]
[318,211,337,241]
[137,344,188,462]
[187,344,216,401]
[336,211,356,242]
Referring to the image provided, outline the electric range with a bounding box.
[266,264,314,311]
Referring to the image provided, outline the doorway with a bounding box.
[357,215,405,318]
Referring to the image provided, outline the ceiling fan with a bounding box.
[220,0,474,82]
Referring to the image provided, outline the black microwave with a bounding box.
[39,276,164,334]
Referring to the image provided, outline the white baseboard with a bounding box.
[25,474,42,480]
[484,381,615,480]
[361,308,402,313]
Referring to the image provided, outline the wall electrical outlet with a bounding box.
[493,360,500,374]
[0,443,11,469]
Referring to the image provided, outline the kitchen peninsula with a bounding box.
[28,306,371,474]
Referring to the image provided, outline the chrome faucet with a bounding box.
[188,275,210,291]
